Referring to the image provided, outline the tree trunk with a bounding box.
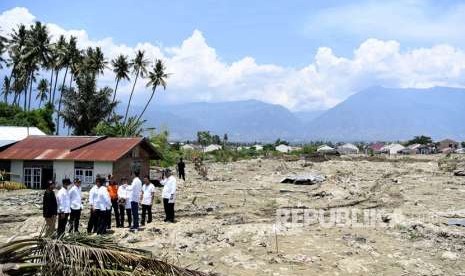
[52,70,59,107]
[38,99,42,108]
[136,87,156,124]
[55,66,68,135]
[112,78,120,103]
[23,73,29,111]
[69,73,73,89]
[123,69,139,125]
[27,73,33,111]
[48,69,53,104]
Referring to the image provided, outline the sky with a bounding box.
[1,0,465,111]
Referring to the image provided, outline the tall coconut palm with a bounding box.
[136,59,168,123]
[51,35,67,106]
[36,78,48,108]
[6,24,27,101]
[123,50,149,125]
[0,33,7,69]
[23,22,51,111]
[55,36,76,134]
[1,76,10,103]
[110,54,130,103]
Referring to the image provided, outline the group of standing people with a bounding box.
[42,168,179,236]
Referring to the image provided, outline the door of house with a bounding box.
[24,167,41,189]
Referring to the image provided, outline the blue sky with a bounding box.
[1,0,465,111]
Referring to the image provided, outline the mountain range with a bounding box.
[139,86,465,142]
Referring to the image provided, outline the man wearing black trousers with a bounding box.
[95,177,111,235]
[68,178,82,233]
[160,169,177,223]
[87,181,99,234]
[117,177,132,228]
[141,176,155,226]
[177,158,186,181]
[56,179,71,236]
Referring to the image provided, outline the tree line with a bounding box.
[0,22,168,136]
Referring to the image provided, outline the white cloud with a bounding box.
[2,7,465,111]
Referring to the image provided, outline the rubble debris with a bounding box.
[280,173,325,185]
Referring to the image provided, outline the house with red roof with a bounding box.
[0,136,161,189]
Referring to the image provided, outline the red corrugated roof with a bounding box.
[0,136,160,161]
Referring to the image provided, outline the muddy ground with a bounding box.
[1,155,465,275]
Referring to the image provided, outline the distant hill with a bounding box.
[305,87,465,141]
[135,87,465,142]
[142,100,304,142]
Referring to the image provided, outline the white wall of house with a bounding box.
[94,161,113,179]
[10,160,23,182]
[53,161,74,183]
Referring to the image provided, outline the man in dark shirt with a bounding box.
[177,158,186,181]
[43,180,57,237]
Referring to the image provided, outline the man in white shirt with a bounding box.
[56,178,71,235]
[117,177,132,228]
[68,178,83,233]
[94,176,111,235]
[141,176,155,226]
[87,181,99,234]
[160,169,177,223]
[130,171,142,231]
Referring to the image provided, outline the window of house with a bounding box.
[24,167,41,189]
[75,161,94,185]
[75,168,93,184]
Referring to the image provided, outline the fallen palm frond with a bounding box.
[0,233,213,276]
[0,181,27,191]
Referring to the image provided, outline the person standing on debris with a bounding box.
[160,169,177,223]
[87,180,99,234]
[141,176,155,226]
[130,171,142,232]
[107,179,120,228]
[117,177,132,228]
[56,178,71,236]
[95,177,111,234]
[177,158,186,181]
[42,180,57,236]
[68,178,82,233]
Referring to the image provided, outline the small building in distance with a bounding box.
[181,144,197,151]
[203,144,222,153]
[438,139,459,153]
[0,136,160,189]
[317,145,336,154]
[369,142,385,154]
[276,144,292,153]
[337,143,359,155]
[381,143,405,155]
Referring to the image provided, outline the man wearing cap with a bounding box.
[160,169,177,223]
[56,179,71,235]
[68,178,83,233]
[42,180,57,236]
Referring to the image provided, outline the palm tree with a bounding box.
[110,54,130,103]
[51,35,67,106]
[55,36,76,135]
[6,24,27,104]
[23,22,51,111]
[0,234,211,276]
[1,76,10,103]
[36,78,48,108]
[0,33,7,69]
[136,59,168,123]
[123,50,149,125]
